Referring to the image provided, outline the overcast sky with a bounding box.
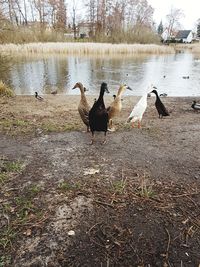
[148,0,200,30]
[66,0,200,31]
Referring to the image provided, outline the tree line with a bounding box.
[0,0,199,43]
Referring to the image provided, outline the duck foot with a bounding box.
[102,139,107,145]
[108,127,116,132]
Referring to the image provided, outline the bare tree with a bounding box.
[72,0,77,38]
[166,7,184,37]
[126,0,154,28]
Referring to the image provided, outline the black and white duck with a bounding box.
[191,100,200,111]
[35,92,44,101]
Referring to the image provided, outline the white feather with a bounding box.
[127,84,154,123]
[127,94,147,123]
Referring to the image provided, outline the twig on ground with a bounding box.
[87,221,102,235]
[94,200,114,208]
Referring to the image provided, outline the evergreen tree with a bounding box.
[157,20,163,34]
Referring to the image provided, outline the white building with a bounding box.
[175,30,193,43]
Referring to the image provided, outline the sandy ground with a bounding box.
[0,95,200,267]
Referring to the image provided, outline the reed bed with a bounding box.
[175,43,200,53]
[191,44,200,53]
[0,42,175,55]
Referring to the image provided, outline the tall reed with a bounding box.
[0,42,175,55]
[174,43,200,53]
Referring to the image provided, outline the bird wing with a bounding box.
[156,98,169,115]
[196,103,200,108]
[128,95,147,121]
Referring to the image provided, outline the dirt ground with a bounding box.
[0,94,200,267]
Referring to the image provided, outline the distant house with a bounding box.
[175,30,193,43]
[161,28,177,43]
[77,23,93,38]
[161,28,170,42]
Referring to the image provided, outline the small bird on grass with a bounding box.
[35,92,44,101]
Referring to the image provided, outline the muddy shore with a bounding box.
[0,95,200,266]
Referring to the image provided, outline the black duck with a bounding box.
[151,89,169,118]
[89,82,109,144]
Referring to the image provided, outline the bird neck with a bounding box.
[80,91,87,103]
[153,91,159,98]
[117,86,124,97]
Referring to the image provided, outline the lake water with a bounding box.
[1,52,200,96]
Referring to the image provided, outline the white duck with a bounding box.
[127,84,156,128]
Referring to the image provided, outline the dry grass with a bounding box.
[0,42,175,56]
[0,81,14,97]
[175,43,200,53]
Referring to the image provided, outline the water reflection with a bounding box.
[1,53,200,96]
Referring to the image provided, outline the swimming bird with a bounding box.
[191,100,200,111]
[107,84,132,130]
[127,84,155,128]
[151,89,170,118]
[72,82,91,132]
[89,82,109,144]
[182,76,189,79]
[160,93,168,97]
[35,92,44,101]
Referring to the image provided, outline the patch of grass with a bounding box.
[41,121,80,133]
[0,227,17,250]
[13,120,28,127]
[3,161,23,173]
[0,119,29,128]
[41,122,59,132]
[0,255,11,267]
[0,81,14,97]
[110,178,127,194]
[58,181,72,191]
[0,173,8,184]
[15,196,34,222]
[63,123,80,131]
[58,181,80,192]
[137,174,155,198]
[0,119,32,136]
[27,184,41,197]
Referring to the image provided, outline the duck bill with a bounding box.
[105,86,109,94]
[127,86,133,91]
[84,87,88,92]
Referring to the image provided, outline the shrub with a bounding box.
[0,81,14,97]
